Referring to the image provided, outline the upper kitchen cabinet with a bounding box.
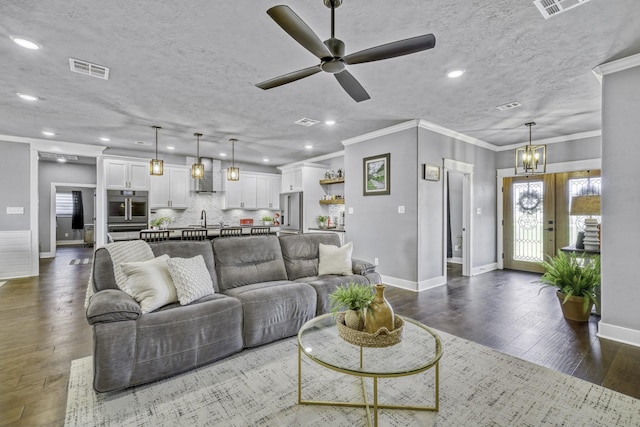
[149,165,190,209]
[279,163,327,193]
[105,158,149,190]
[223,171,280,210]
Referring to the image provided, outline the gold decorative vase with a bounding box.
[365,284,394,333]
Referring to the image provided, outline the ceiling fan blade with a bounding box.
[343,34,436,65]
[334,70,370,102]
[267,5,333,60]
[256,65,322,90]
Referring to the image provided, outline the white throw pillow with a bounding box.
[119,254,178,313]
[166,255,215,305]
[318,242,354,276]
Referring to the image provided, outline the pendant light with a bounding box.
[191,133,204,179]
[149,125,164,176]
[227,138,240,181]
[515,122,546,175]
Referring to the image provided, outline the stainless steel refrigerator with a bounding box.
[279,191,303,234]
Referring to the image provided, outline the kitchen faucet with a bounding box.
[200,210,207,228]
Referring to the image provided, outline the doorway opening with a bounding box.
[50,182,96,257]
[443,159,474,280]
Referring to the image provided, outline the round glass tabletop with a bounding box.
[298,313,443,377]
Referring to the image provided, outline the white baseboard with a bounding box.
[381,275,446,292]
[447,257,463,264]
[471,262,498,276]
[597,322,640,348]
[56,240,84,246]
[40,252,55,258]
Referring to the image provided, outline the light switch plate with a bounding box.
[7,207,24,214]
[348,207,354,214]
[398,205,405,214]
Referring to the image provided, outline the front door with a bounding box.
[503,175,556,273]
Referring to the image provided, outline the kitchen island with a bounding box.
[107,226,280,242]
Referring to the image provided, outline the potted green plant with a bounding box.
[316,215,328,229]
[261,215,274,226]
[149,216,173,230]
[539,250,600,322]
[329,282,375,331]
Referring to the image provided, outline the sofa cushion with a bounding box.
[278,233,341,280]
[150,241,219,293]
[213,236,288,292]
[118,254,178,313]
[167,255,215,305]
[86,289,142,325]
[318,242,353,276]
[93,241,155,292]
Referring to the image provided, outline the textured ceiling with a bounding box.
[1,0,640,166]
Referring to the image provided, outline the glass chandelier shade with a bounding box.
[191,133,204,179]
[515,122,546,175]
[149,125,163,176]
[227,138,240,181]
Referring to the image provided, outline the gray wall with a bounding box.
[601,63,640,336]
[496,135,602,169]
[0,142,31,230]
[38,161,97,253]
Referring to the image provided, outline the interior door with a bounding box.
[503,175,556,273]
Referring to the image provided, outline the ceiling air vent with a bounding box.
[294,118,320,127]
[533,0,591,19]
[496,101,521,111]
[69,58,110,80]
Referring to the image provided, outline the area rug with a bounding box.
[69,258,91,265]
[65,331,639,426]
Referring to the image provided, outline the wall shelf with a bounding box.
[319,199,345,205]
[319,177,345,185]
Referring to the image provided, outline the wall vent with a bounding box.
[294,118,320,127]
[69,58,110,80]
[533,0,591,19]
[496,101,521,111]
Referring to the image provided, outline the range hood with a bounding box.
[194,157,223,193]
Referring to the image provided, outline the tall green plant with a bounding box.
[329,282,374,317]
[540,250,600,313]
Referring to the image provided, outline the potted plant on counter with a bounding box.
[329,282,374,331]
[261,215,274,226]
[149,216,173,230]
[316,215,328,229]
[539,250,600,322]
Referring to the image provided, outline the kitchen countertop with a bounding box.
[108,226,280,242]
[307,227,346,232]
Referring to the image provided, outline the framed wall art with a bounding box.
[423,164,440,181]
[363,153,390,196]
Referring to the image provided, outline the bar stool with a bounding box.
[219,227,243,237]
[250,227,271,236]
[181,229,208,241]
[139,230,170,242]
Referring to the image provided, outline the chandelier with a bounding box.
[515,122,546,175]
[191,133,204,179]
[149,125,163,176]
[227,138,240,181]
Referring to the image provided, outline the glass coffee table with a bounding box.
[297,313,443,427]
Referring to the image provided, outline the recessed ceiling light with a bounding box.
[446,69,465,79]
[41,131,56,136]
[305,144,313,149]
[17,93,39,101]
[10,36,41,50]
[220,153,227,157]
[263,158,269,162]
[100,137,110,142]
[325,120,336,126]
[56,158,66,163]
[167,146,175,150]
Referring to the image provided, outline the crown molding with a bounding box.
[592,52,640,83]
[341,120,419,146]
[417,119,496,151]
[1,134,107,157]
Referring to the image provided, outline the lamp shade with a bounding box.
[570,195,600,216]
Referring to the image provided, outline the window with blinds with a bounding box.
[56,193,74,216]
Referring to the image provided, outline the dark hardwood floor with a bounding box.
[1,251,639,426]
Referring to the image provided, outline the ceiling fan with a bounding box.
[255,0,436,102]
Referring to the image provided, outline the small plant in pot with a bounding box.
[316,215,328,228]
[539,250,600,322]
[261,215,273,226]
[329,282,374,331]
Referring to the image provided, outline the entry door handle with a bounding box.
[546,227,554,231]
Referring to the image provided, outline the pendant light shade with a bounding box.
[191,133,204,179]
[149,125,164,176]
[515,122,546,175]
[227,138,240,181]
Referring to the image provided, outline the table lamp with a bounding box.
[570,195,601,251]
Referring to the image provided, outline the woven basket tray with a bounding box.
[336,312,404,348]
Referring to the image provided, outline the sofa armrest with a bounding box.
[86,289,142,325]
[352,258,377,275]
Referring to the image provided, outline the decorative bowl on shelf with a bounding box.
[335,312,404,348]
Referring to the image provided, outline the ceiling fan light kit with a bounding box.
[255,0,436,102]
[150,125,164,176]
[515,122,546,175]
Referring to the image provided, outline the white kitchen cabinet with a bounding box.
[224,171,280,210]
[281,168,303,192]
[149,166,190,209]
[105,158,149,190]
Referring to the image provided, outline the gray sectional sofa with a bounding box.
[86,233,380,392]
